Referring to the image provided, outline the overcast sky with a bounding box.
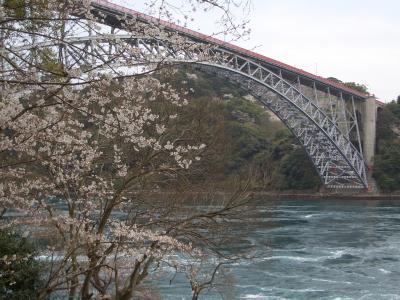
[111,0,399,102]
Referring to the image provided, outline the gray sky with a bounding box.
[112,0,400,102]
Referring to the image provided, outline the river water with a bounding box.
[156,200,400,299]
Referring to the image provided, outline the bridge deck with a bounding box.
[91,0,369,100]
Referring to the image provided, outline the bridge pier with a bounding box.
[361,97,377,167]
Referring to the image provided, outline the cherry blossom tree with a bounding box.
[0,0,252,298]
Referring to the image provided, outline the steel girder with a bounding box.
[199,67,365,188]
[7,35,368,189]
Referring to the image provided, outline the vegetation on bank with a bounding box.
[169,69,321,191]
[373,96,400,192]
[178,71,400,193]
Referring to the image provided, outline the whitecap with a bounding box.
[360,294,400,300]
[328,250,345,258]
[261,271,299,279]
[311,278,353,285]
[261,255,319,262]
[240,294,268,299]
[270,287,325,293]
[379,268,392,274]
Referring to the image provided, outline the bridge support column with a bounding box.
[361,97,377,167]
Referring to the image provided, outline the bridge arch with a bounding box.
[11,35,368,189]
[192,63,366,189]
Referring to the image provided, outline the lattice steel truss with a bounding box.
[5,30,368,189]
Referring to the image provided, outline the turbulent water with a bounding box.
[156,200,400,299]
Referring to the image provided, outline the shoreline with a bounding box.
[129,190,400,201]
[254,193,400,201]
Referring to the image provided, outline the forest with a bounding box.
[373,96,400,192]
[167,68,322,191]
[172,69,400,193]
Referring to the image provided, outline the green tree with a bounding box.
[326,77,342,83]
[327,77,368,94]
[373,100,400,191]
[373,140,400,192]
[278,148,320,190]
[0,231,42,300]
[343,82,368,94]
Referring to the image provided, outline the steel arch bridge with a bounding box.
[5,0,374,189]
